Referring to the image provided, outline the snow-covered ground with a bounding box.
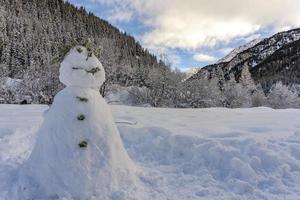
[1,104,300,199]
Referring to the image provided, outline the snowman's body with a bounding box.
[19,46,138,199]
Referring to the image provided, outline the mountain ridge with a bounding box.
[217,38,262,64]
[188,27,300,92]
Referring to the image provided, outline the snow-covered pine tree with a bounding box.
[239,63,267,107]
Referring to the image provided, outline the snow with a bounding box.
[1,105,300,199]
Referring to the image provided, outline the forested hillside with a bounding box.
[0,0,182,106]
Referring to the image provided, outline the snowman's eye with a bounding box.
[72,67,84,70]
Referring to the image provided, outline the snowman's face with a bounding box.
[59,46,105,88]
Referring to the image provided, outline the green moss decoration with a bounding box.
[78,140,88,148]
[87,51,93,58]
[51,38,101,64]
[77,114,85,121]
[76,96,88,102]
[86,67,100,75]
[77,47,83,53]
[51,39,78,64]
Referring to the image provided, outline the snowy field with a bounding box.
[1,104,300,199]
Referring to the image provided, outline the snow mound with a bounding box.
[120,125,300,199]
[59,46,105,88]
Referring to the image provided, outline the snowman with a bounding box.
[18,46,139,200]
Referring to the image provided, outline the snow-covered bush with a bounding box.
[251,91,267,107]
[182,77,223,108]
[104,84,152,106]
[267,82,300,108]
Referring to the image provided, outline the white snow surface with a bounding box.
[1,105,300,199]
[59,46,105,89]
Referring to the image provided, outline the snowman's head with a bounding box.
[59,46,105,88]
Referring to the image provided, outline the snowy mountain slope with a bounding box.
[217,39,261,64]
[251,39,300,90]
[227,28,300,69]
[1,105,300,199]
[188,28,300,93]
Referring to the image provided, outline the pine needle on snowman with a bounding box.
[17,45,140,200]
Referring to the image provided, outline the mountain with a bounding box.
[188,28,300,91]
[251,38,300,91]
[183,28,300,108]
[0,0,180,106]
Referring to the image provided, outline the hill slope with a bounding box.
[0,0,174,105]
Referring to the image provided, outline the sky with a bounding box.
[67,0,300,70]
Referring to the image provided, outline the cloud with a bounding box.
[87,0,300,69]
[193,54,216,62]
[107,11,132,23]
[92,0,300,50]
[91,0,134,22]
